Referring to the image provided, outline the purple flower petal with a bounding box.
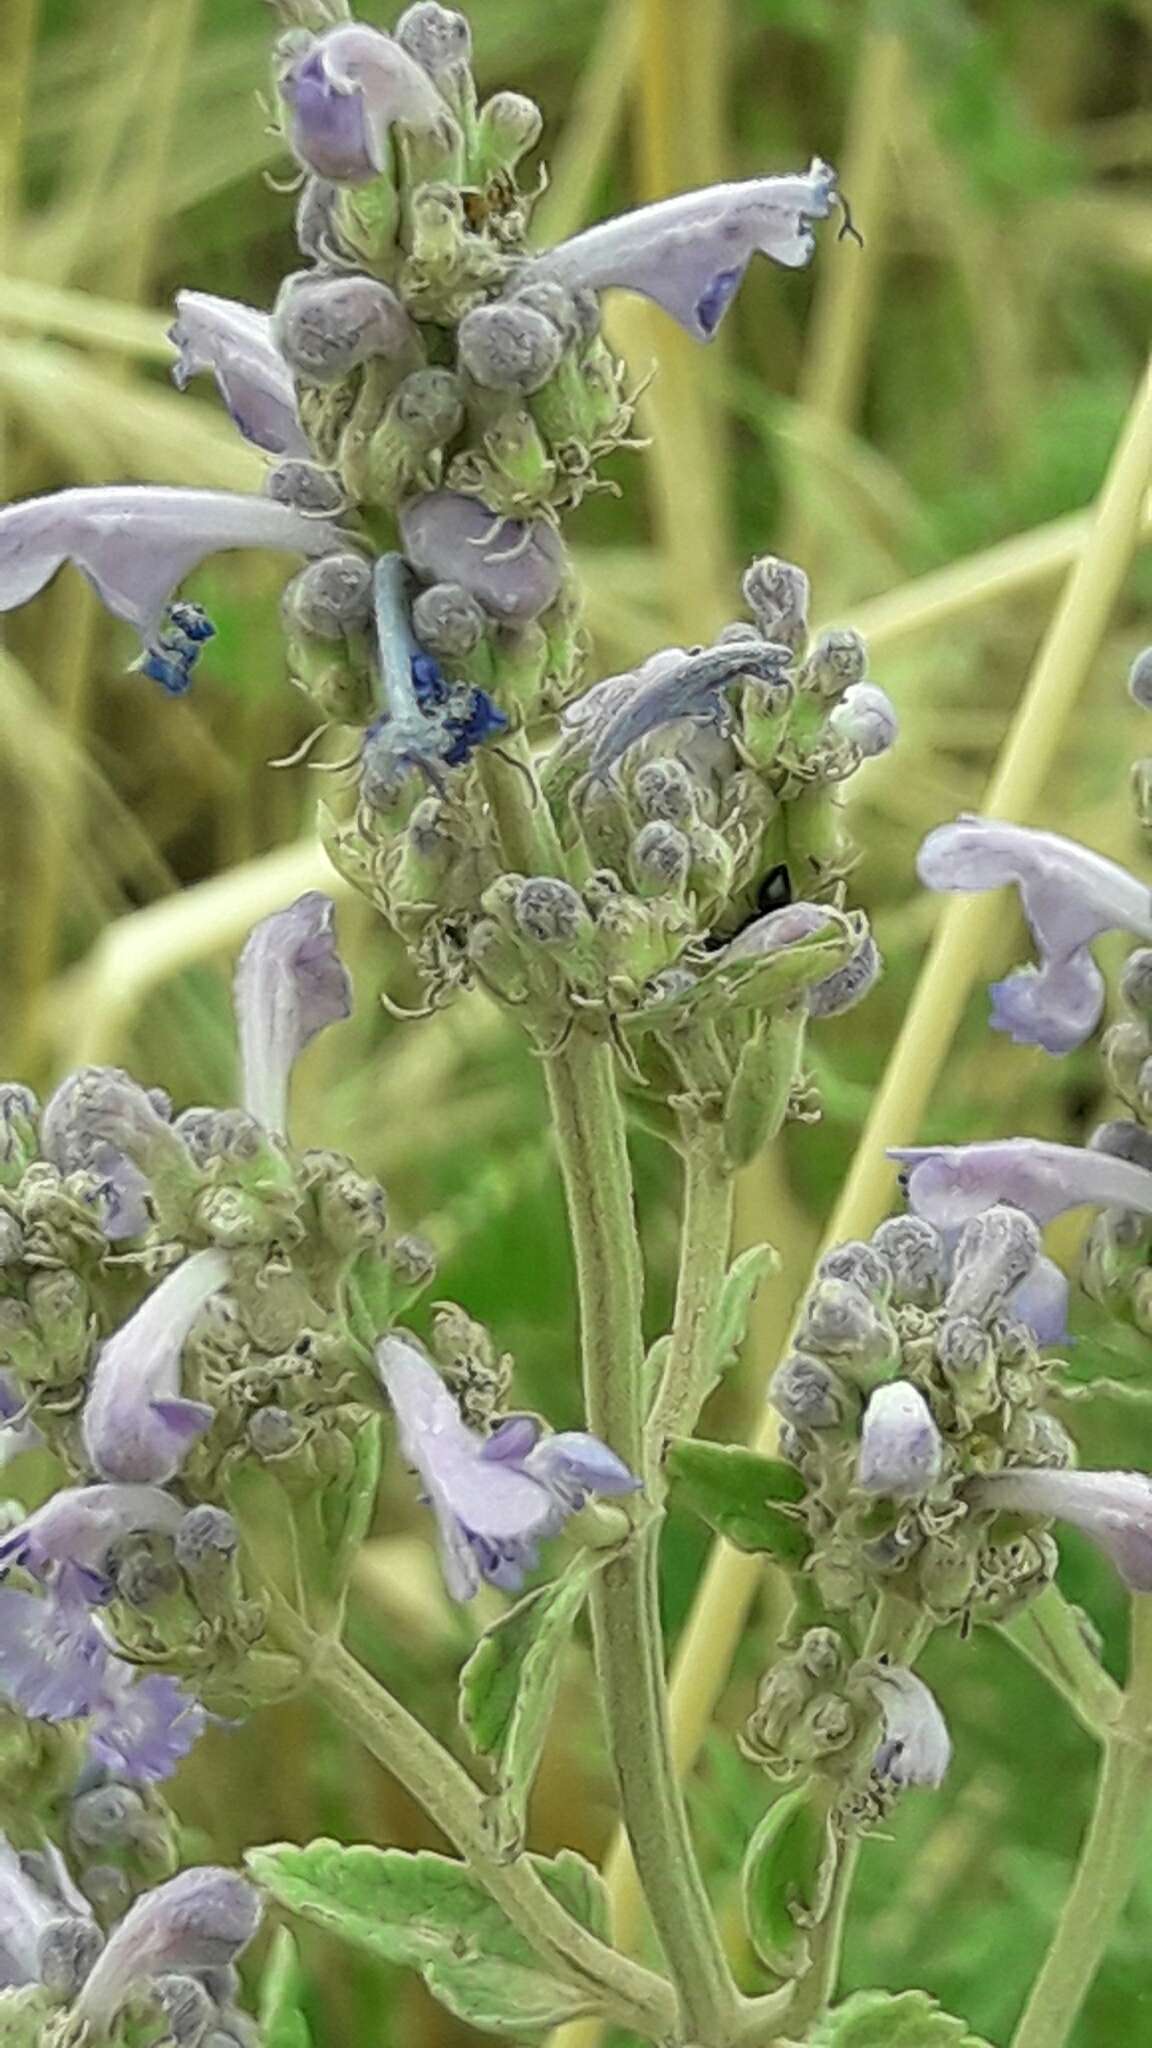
[89,1667,205,1784]
[169,292,309,458]
[75,1867,261,2030]
[233,894,352,1134]
[0,487,347,648]
[399,491,566,622]
[968,1467,1152,1591]
[0,1484,184,1583]
[865,1666,951,1787]
[918,816,1152,1053]
[1007,1256,1069,1345]
[279,24,447,184]
[0,1572,109,1720]
[83,1250,230,1485]
[481,1415,543,1462]
[523,1431,639,1505]
[889,1138,1152,1231]
[523,163,839,339]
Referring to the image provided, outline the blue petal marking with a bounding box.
[136,602,217,697]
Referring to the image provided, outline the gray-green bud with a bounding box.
[458,301,564,394]
[631,757,697,826]
[248,1406,301,1458]
[510,280,587,350]
[274,271,420,384]
[264,458,345,514]
[0,1085,39,1184]
[1090,1117,1152,1172]
[282,553,373,640]
[799,1278,896,1380]
[871,1215,948,1308]
[818,1241,892,1304]
[801,628,867,704]
[395,2,472,71]
[1103,1017,1150,1103]
[769,1351,849,1430]
[1129,646,1152,710]
[945,1204,1040,1323]
[630,820,691,896]
[175,1505,239,1576]
[411,580,487,657]
[38,1917,105,1999]
[389,1232,438,1296]
[154,1975,216,2047]
[1120,948,1152,1016]
[71,1785,147,1850]
[1133,758,1152,831]
[742,556,809,655]
[391,366,466,445]
[512,877,589,947]
[475,90,543,175]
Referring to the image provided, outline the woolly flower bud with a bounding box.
[265,458,345,514]
[155,1974,216,2046]
[1120,948,1152,1016]
[806,931,881,1019]
[410,580,486,657]
[71,1785,148,1851]
[248,1406,301,1458]
[871,1214,948,1307]
[513,878,588,946]
[802,627,867,703]
[936,1314,995,1386]
[1090,1117,1152,1172]
[799,1278,894,1371]
[828,681,898,758]
[478,91,544,167]
[392,366,467,443]
[631,757,697,825]
[1129,646,1152,710]
[742,555,809,654]
[175,1506,239,1575]
[631,820,690,894]
[400,491,566,621]
[458,301,564,395]
[74,1867,261,2030]
[511,280,590,350]
[944,1203,1041,1324]
[39,1915,105,1998]
[395,2,472,73]
[856,1381,943,1498]
[819,1241,891,1304]
[273,272,419,384]
[769,1351,847,1431]
[283,552,373,639]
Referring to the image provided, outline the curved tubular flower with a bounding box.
[864,1666,952,1788]
[0,487,347,693]
[399,490,566,621]
[889,1137,1152,1231]
[74,1866,261,2031]
[82,1249,231,1485]
[169,292,310,458]
[234,893,352,1134]
[917,816,1152,1053]
[583,640,791,779]
[0,1484,184,1588]
[968,1468,1152,1591]
[375,1336,637,1600]
[522,161,839,340]
[279,22,448,184]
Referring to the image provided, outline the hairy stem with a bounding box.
[269,1597,677,2040]
[648,1117,735,1460]
[1010,1598,1152,2048]
[999,1586,1123,1744]
[545,1034,744,2043]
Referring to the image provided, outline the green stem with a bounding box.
[269,1596,677,2040]
[1011,1598,1152,2048]
[999,1586,1123,1745]
[648,1118,735,1461]
[545,1036,744,2043]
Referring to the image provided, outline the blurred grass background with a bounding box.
[4,0,1152,2041]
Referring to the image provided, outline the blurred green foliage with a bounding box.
[4,1,1152,2043]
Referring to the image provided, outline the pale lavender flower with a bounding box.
[74,1866,261,2031]
[968,1467,1152,1591]
[828,682,899,758]
[90,1666,205,1784]
[169,292,309,458]
[890,1138,1152,1231]
[0,1484,184,1590]
[399,491,566,621]
[583,640,790,778]
[917,816,1152,1053]
[0,487,346,694]
[375,1336,637,1600]
[0,1836,99,1992]
[82,1250,230,1485]
[278,23,446,184]
[856,1382,943,1498]
[234,894,352,1134]
[524,162,840,340]
[865,1666,951,1788]
[1009,1256,1070,1345]
[0,1370,38,1467]
[41,1064,181,1240]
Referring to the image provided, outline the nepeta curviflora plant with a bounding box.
[0,4,1150,2045]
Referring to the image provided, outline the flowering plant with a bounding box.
[1,6,1152,2047]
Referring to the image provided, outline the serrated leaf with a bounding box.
[259,1926,312,2048]
[667,1439,810,1561]
[247,1839,609,2035]
[802,1987,995,2047]
[460,1553,598,1855]
[742,1781,838,1978]
[715,1244,780,1374]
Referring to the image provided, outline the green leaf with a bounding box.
[460,1553,598,1855]
[246,1839,609,2035]
[802,1987,995,2047]
[715,1244,780,1375]
[742,1781,838,1978]
[666,1439,810,1561]
[259,1926,312,2048]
